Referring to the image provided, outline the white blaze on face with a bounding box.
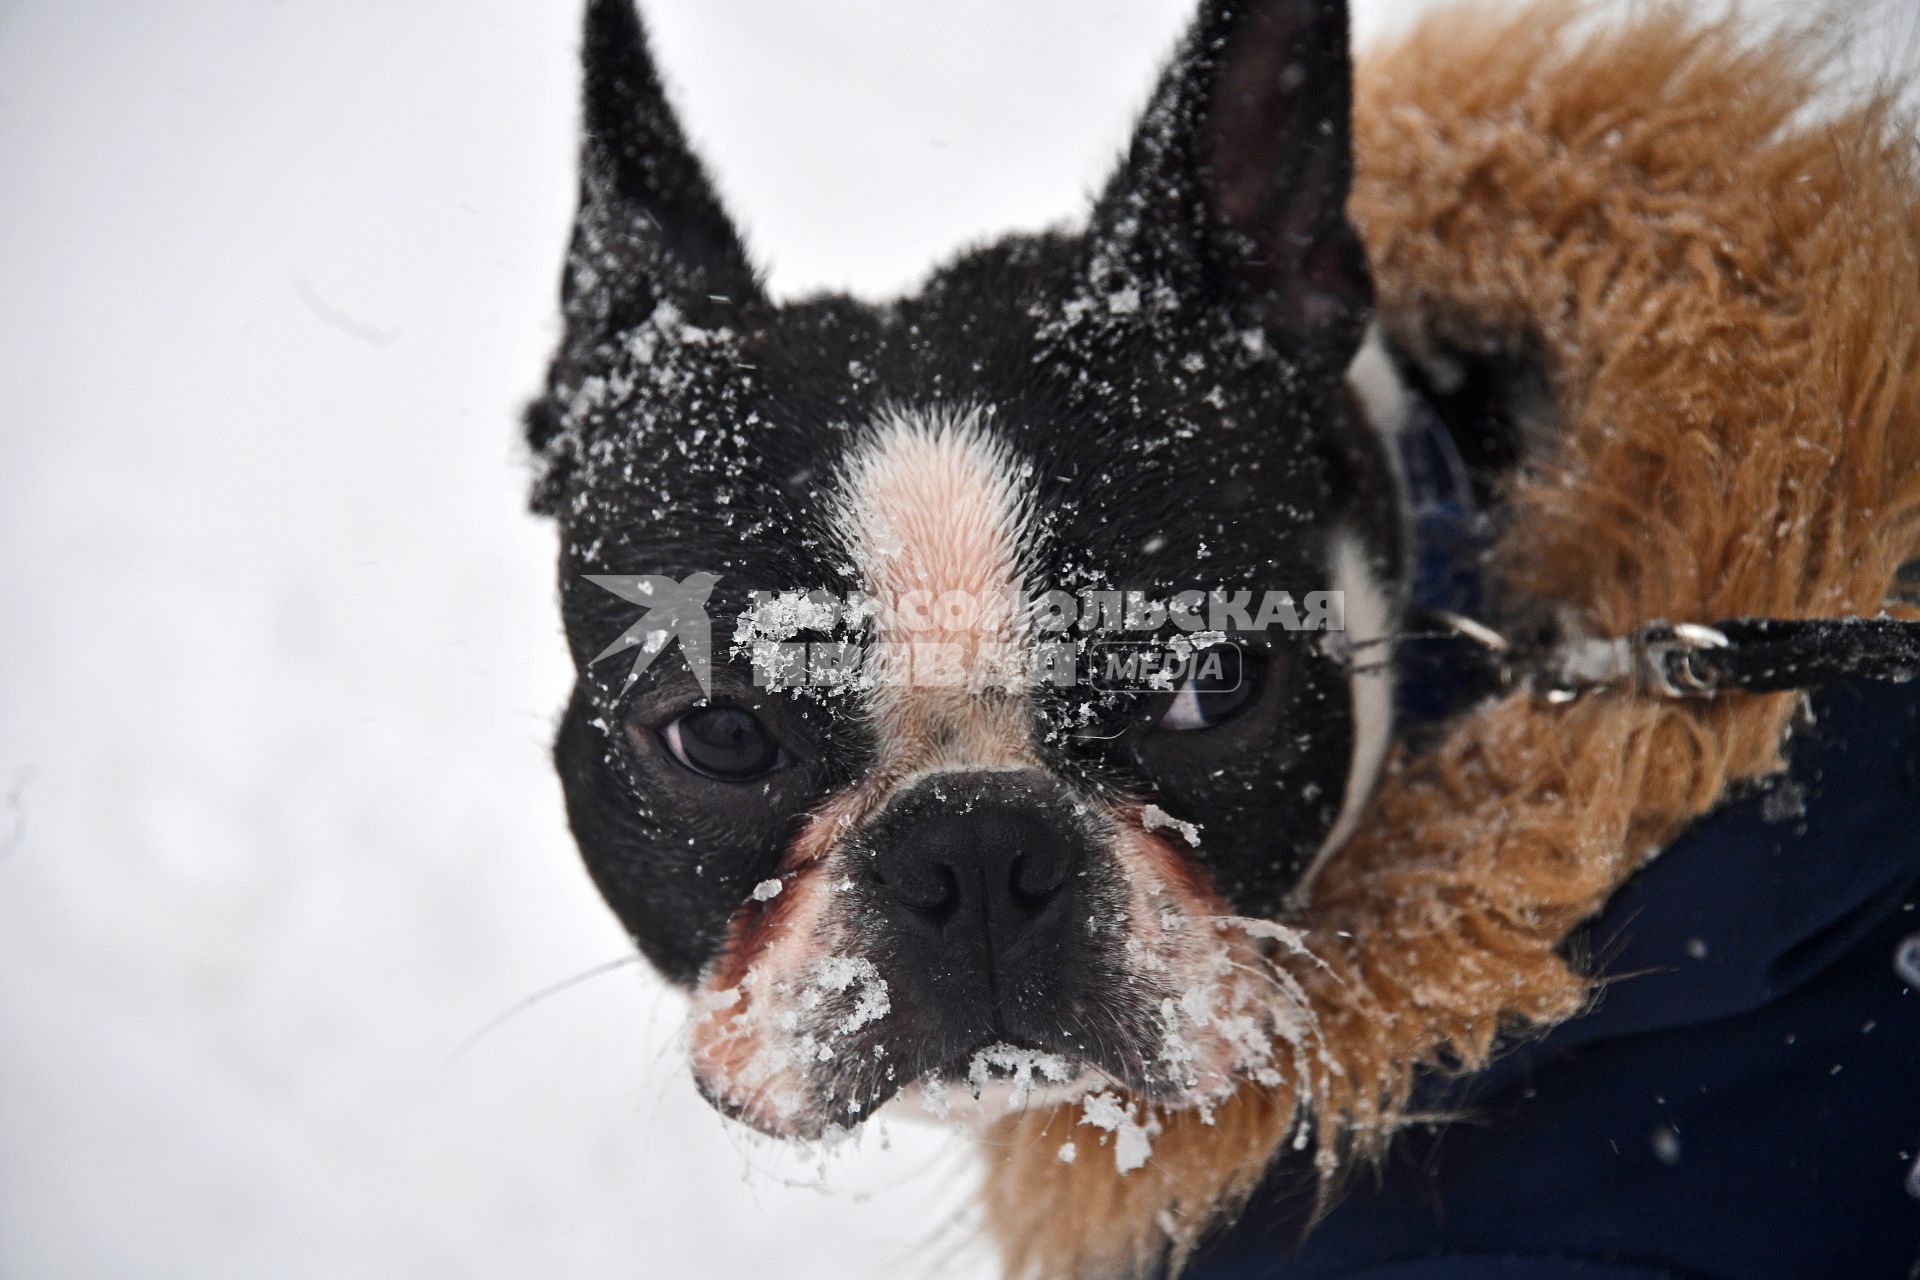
[685,408,1049,1136]
[832,405,1041,776]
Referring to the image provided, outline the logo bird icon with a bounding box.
[583,572,720,697]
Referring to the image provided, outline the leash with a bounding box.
[1388,379,1920,708]
[1412,609,1920,703]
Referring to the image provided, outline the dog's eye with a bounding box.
[1154,646,1261,732]
[660,707,785,781]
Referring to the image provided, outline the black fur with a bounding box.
[527,0,1404,1090]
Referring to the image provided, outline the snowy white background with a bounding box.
[0,1,1902,1277]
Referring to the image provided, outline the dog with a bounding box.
[525,0,1409,1143]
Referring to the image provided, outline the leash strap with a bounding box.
[1387,384,1920,706]
[1408,609,1920,703]
[1677,618,1920,695]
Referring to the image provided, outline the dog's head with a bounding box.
[527,0,1404,1139]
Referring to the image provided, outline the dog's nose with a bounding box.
[865,773,1085,959]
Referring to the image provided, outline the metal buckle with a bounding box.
[1405,612,1736,704]
[1636,622,1731,699]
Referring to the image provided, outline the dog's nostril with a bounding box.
[874,859,962,923]
[1009,851,1070,912]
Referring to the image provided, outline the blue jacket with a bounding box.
[1188,407,1920,1278]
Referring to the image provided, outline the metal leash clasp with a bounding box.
[1634,622,1731,699]
[1408,611,1737,704]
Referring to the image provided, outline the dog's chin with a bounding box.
[691,1016,1262,1143]
[885,1048,1108,1130]
[690,1035,1112,1142]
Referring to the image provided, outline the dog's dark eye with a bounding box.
[1154,646,1261,732]
[660,707,784,781]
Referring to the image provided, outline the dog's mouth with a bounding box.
[892,1041,1108,1124]
[689,987,1137,1140]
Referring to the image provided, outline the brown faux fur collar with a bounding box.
[981,5,1920,1275]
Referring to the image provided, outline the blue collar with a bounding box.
[1393,393,1499,727]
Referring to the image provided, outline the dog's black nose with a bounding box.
[865,772,1086,961]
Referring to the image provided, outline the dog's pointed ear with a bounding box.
[1093,0,1369,374]
[564,0,761,342]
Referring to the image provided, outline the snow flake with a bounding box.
[1141,803,1201,847]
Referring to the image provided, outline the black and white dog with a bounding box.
[526,0,1407,1140]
